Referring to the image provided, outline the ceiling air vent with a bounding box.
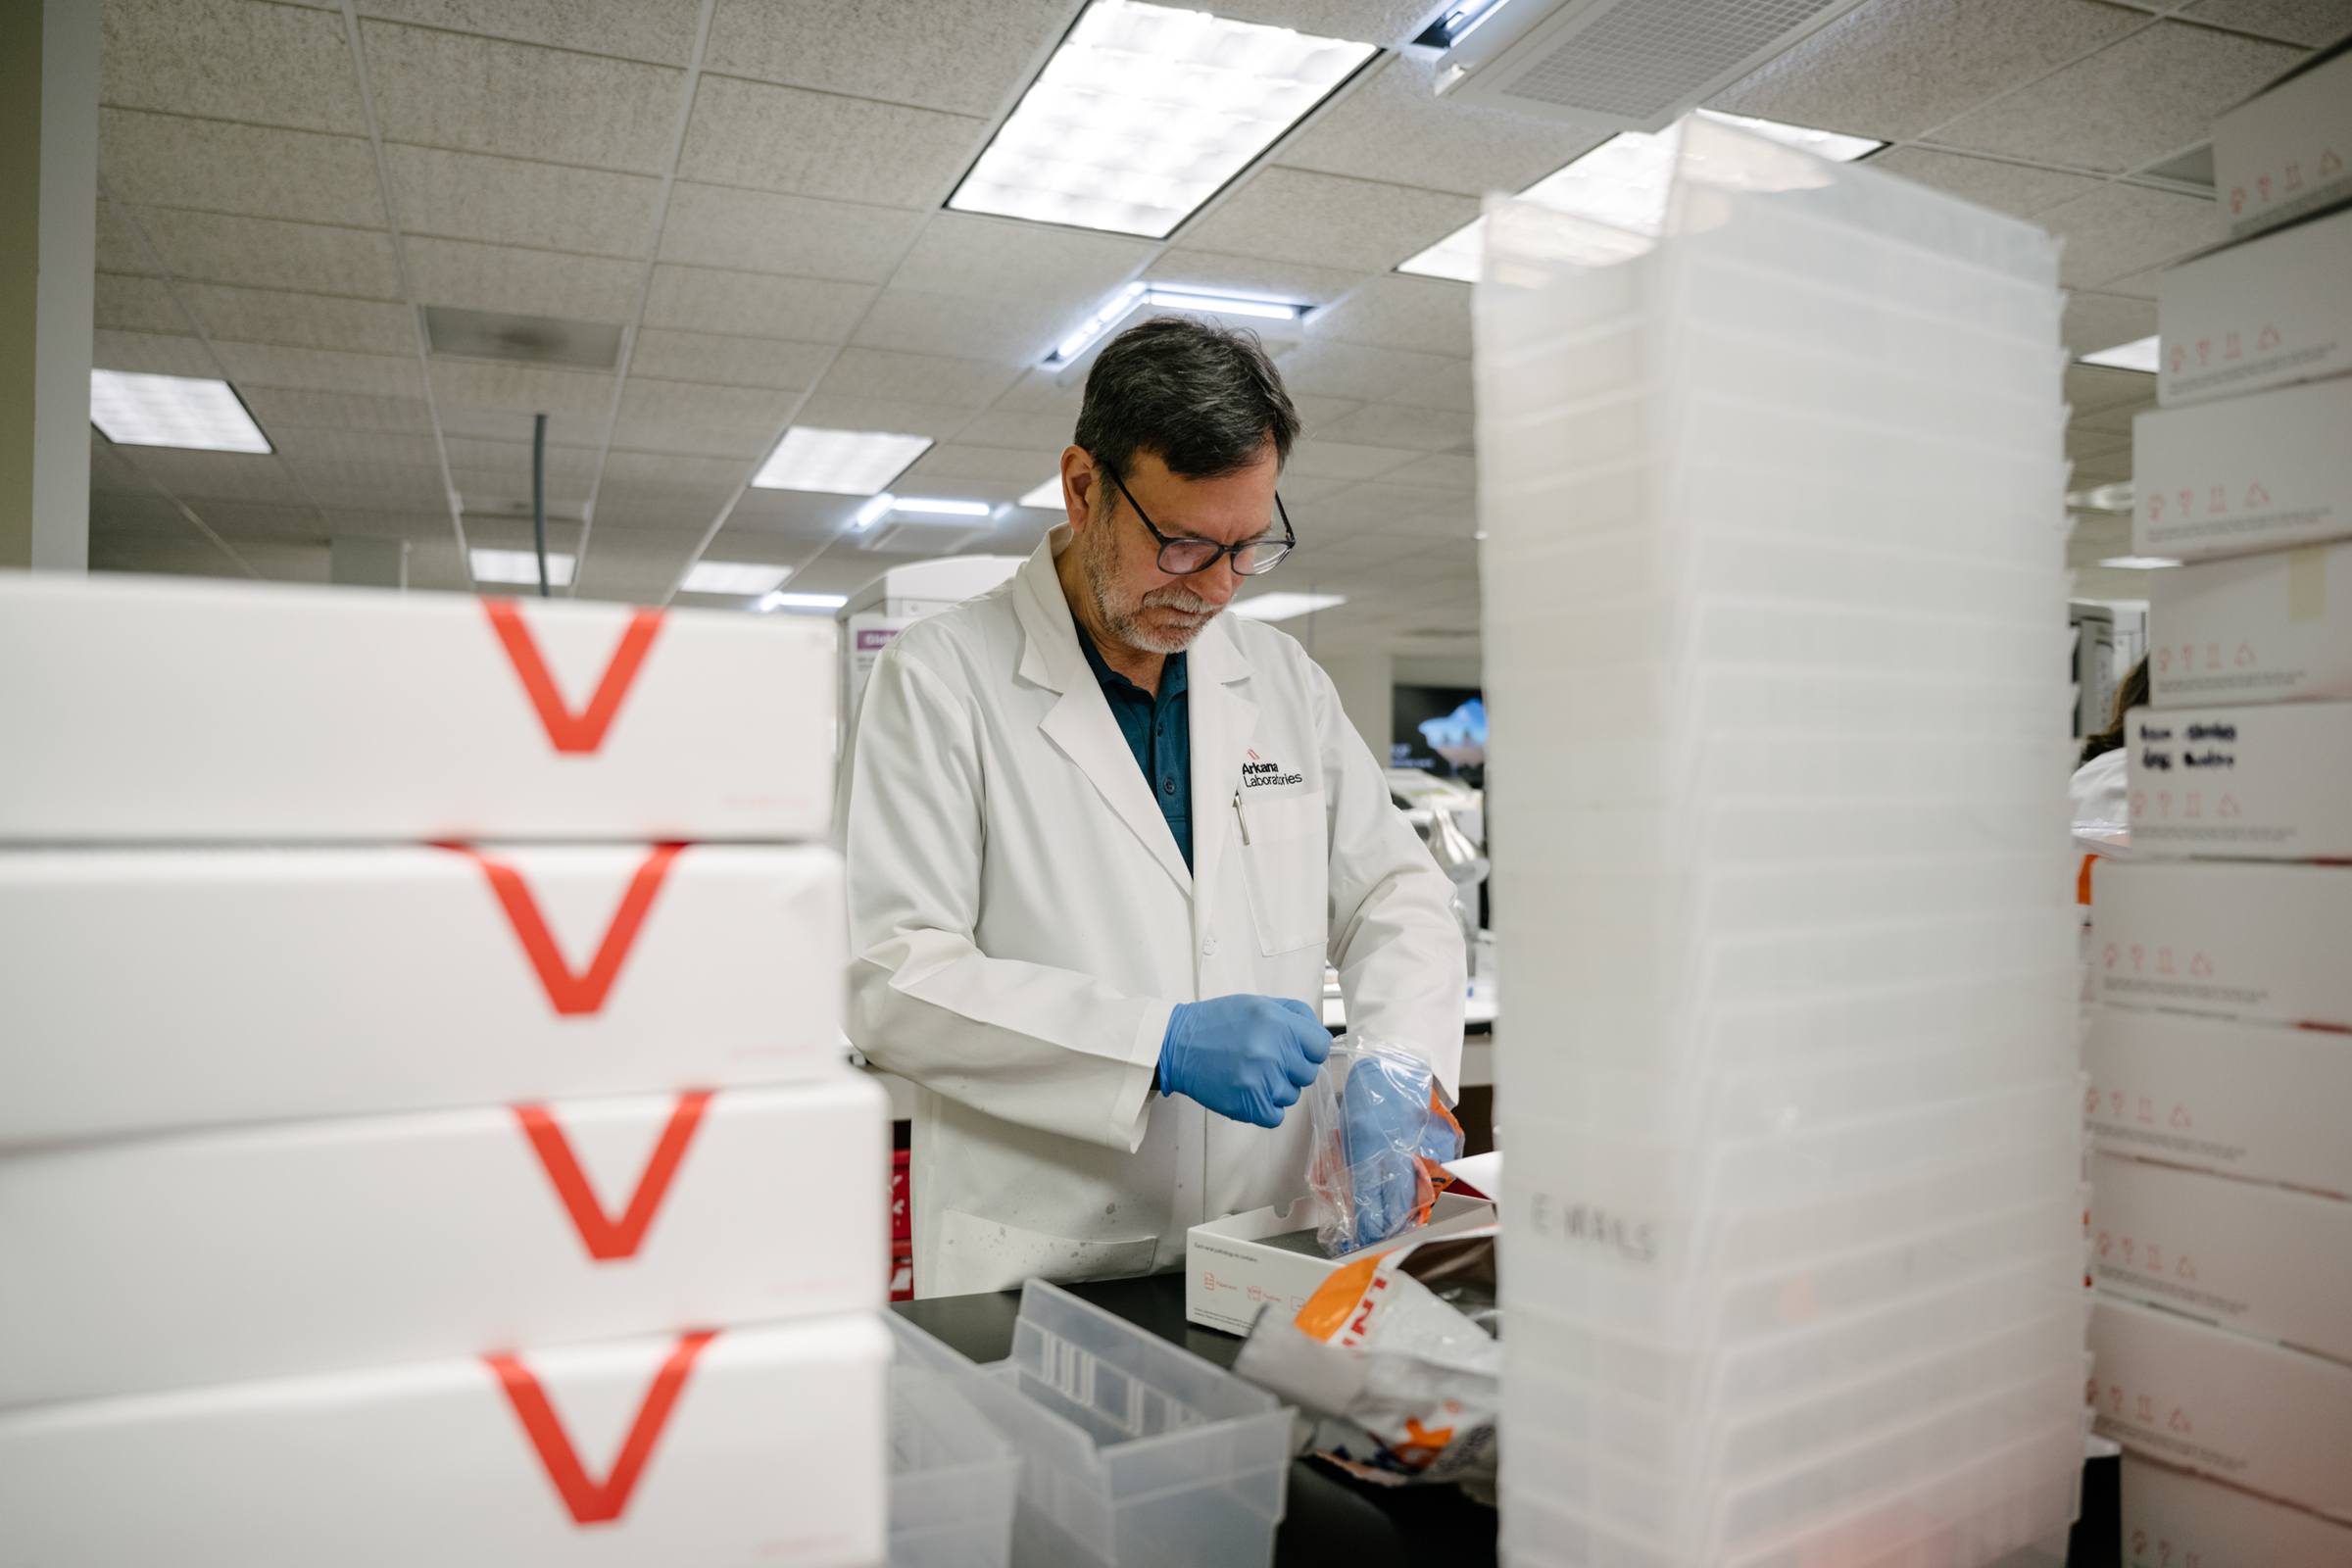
[423,306,623,370]
[1434,0,1876,133]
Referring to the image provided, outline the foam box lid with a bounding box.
[2149,540,2352,706]
[2084,1005,2352,1198]
[0,571,835,843]
[0,1073,886,1409]
[2156,205,2352,410]
[0,1314,888,1567]
[2124,701,2352,859]
[2092,859,2352,1031]
[0,843,845,1147]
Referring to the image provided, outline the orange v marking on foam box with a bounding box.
[514,1092,715,1261]
[437,844,684,1015]
[487,1329,717,1525]
[481,599,663,755]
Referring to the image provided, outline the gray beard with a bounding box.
[1083,528,1217,655]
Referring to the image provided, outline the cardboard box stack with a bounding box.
[2090,39,2352,1551]
[0,574,886,1565]
[1476,117,2086,1566]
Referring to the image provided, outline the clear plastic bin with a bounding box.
[888,1363,1020,1568]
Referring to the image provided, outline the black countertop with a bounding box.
[893,1271,1498,1568]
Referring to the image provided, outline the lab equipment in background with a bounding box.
[2071,601,2117,742]
[839,556,1025,722]
[1388,767,1492,974]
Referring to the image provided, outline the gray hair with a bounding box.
[1073,316,1300,509]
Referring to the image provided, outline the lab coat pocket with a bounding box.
[935,1209,1159,1294]
[1237,788,1329,956]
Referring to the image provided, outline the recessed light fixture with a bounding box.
[891,497,994,517]
[1229,591,1347,622]
[2079,335,2159,373]
[2067,482,2135,514]
[470,548,575,586]
[1019,478,1065,510]
[89,369,272,453]
[760,590,849,612]
[753,427,933,495]
[1048,282,1307,365]
[1398,109,1884,282]
[948,0,1376,239]
[2098,556,2180,570]
[680,561,792,595]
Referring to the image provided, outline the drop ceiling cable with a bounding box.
[568,0,719,597]
[337,0,473,583]
[532,412,551,598]
[105,449,265,580]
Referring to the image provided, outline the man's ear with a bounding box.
[1060,445,1096,532]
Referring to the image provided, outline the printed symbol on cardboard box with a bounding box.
[2324,150,2344,177]
[481,600,664,756]
[2234,642,2256,667]
[2215,797,2239,820]
[514,1091,713,1261]
[2167,1405,2192,1435]
[2177,1254,2196,1281]
[2170,1103,2191,1130]
[487,1330,716,1526]
[2189,953,2213,977]
[2285,163,2303,193]
[2243,483,2269,510]
[2259,323,2282,351]
[439,843,684,1015]
[2225,330,2241,361]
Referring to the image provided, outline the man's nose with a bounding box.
[1197,555,1243,606]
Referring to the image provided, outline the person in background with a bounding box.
[838,318,1466,1298]
[2071,655,2149,852]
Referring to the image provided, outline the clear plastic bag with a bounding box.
[1303,1035,1466,1257]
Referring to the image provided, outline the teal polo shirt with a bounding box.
[1076,629,1192,870]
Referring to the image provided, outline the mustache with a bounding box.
[1140,586,1217,615]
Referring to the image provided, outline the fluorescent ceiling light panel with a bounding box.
[1049,282,1306,365]
[891,497,994,517]
[1398,109,1884,282]
[2079,335,2159,373]
[89,369,271,453]
[2099,556,2181,570]
[760,590,848,612]
[680,561,791,595]
[1229,591,1347,621]
[949,0,1375,239]
[470,549,575,586]
[753,427,932,495]
[1019,478,1065,510]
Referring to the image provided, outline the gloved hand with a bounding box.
[1159,995,1331,1128]
[1339,1054,1463,1252]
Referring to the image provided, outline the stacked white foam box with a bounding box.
[0,574,887,1566]
[1475,117,2086,1568]
[2086,60,2352,1544]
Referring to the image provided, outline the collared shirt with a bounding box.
[1076,628,1192,870]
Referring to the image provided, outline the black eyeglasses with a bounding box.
[1105,466,1296,577]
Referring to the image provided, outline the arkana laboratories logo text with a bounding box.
[1242,748,1303,788]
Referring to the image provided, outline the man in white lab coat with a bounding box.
[841,318,1467,1297]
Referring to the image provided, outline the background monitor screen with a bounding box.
[1392,685,1486,783]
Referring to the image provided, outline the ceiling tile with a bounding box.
[429,360,614,416]
[1202,0,1431,44]
[272,427,446,467]
[356,0,705,64]
[2180,0,2352,44]
[1305,275,1472,358]
[1312,401,1474,453]
[1284,438,1419,482]
[641,265,875,342]
[1275,53,1606,198]
[2065,362,2161,415]
[2061,290,2160,356]
[657,182,925,281]
[130,447,312,504]
[781,394,973,444]
[1150,249,1371,308]
[402,236,646,321]
[175,500,328,541]
[184,284,416,356]
[1291,395,1364,431]
[704,0,1070,117]
[601,449,751,491]
[1861,148,2108,218]
[137,208,403,299]
[677,74,985,209]
[290,458,462,509]
[2036,181,2220,287]
[360,21,685,173]
[217,342,427,397]
[100,110,387,228]
[1932,22,2301,173]
[816,348,1022,410]
[2072,398,2151,435]
[1378,453,1476,491]
[591,484,737,529]
[97,202,161,275]
[954,408,1078,454]
[1274,339,1474,412]
[626,328,834,390]
[241,387,436,434]
[314,507,458,540]
[94,273,187,335]
[612,377,800,457]
[434,405,603,445]
[386,144,662,257]
[890,215,1155,304]
[2066,428,2135,464]
[988,367,1086,416]
[851,289,1073,363]
[1707,0,2146,142]
[1180,170,1478,273]
[92,328,223,378]
[896,445,1059,486]
[102,0,366,133]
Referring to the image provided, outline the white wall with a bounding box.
[1315,648,1393,760]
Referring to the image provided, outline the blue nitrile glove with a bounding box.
[1339,1054,1463,1252]
[1159,996,1331,1129]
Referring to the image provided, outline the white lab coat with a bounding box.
[840,530,1466,1297]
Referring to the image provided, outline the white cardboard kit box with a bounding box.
[2091,859,2352,1031]
[2089,1294,2352,1523]
[2088,1151,2352,1367]
[0,843,846,1146]
[2083,1006,2352,1198]
[2148,539,2352,705]
[2120,1453,2352,1568]
[2213,39,2352,241]
[0,1074,885,1409]
[2124,701,2352,859]
[2155,205,2352,409]
[1185,1194,1497,1335]
[0,571,835,842]
[0,1313,888,1568]
[2132,374,2352,563]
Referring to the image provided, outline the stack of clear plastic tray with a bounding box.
[1476,117,2086,1567]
